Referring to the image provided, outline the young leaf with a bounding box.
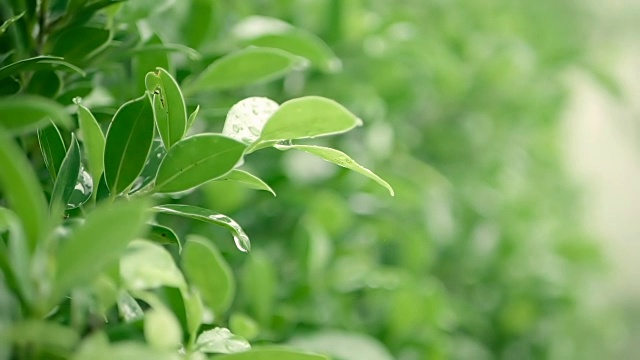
[153,134,246,194]
[153,204,250,252]
[104,94,155,195]
[0,128,48,250]
[0,95,73,135]
[77,104,105,190]
[249,96,361,152]
[183,235,236,319]
[278,145,394,196]
[195,327,250,354]
[52,198,151,304]
[38,122,67,181]
[50,134,82,212]
[186,105,200,131]
[147,224,182,250]
[120,240,186,291]
[0,56,85,80]
[145,68,187,149]
[211,347,329,360]
[183,47,308,93]
[221,169,276,196]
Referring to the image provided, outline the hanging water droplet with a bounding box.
[232,235,250,253]
[67,168,93,209]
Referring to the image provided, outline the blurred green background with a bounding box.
[112,0,640,358]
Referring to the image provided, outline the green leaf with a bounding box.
[104,94,155,194]
[72,340,180,360]
[211,347,329,360]
[130,139,165,194]
[154,204,250,252]
[7,320,79,355]
[145,68,187,149]
[183,47,308,94]
[279,145,394,196]
[0,56,85,80]
[0,127,48,250]
[50,134,82,212]
[117,291,144,322]
[38,122,67,181]
[229,313,259,341]
[0,207,34,306]
[181,287,204,337]
[183,235,236,318]
[195,327,250,354]
[153,134,246,194]
[187,105,200,131]
[27,70,62,97]
[241,252,276,324]
[0,95,73,135]
[53,198,150,303]
[221,169,276,196]
[49,26,111,65]
[120,240,186,291]
[249,96,361,152]
[147,224,182,250]
[222,97,279,145]
[66,168,93,209]
[144,306,182,351]
[77,103,105,191]
[133,34,170,95]
[288,330,394,360]
[0,11,24,36]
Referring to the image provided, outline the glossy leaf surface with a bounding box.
[146,68,187,148]
[50,134,82,211]
[77,104,105,190]
[221,169,276,196]
[0,56,85,80]
[38,122,67,181]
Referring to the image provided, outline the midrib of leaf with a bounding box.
[113,103,148,192]
[155,146,240,191]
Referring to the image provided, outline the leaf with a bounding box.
[147,224,182,250]
[181,287,204,337]
[0,207,34,305]
[117,291,144,322]
[222,97,279,144]
[27,70,62,97]
[211,347,329,360]
[129,139,165,194]
[154,204,250,252]
[288,330,394,360]
[187,105,200,131]
[241,252,276,324]
[38,122,67,181]
[229,313,259,341]
[66,168,93,209]
[72,340,180,360]
[50,134,82,212]
[0,11,24,36]
[120,240,186,291]
[153,134,246,194]
[0,127,48,250]
[144,306,182,351]
[183,47,308,93]
[221,170,276,196]
[0,95,73,135]
[133,34,170,95]
[183,235,235,318]
[52,198,150,304]
[145,68,187,148]
[77,103,105,190]
[104,94,155,194]
[49,26,111,65]
[249,96,361,152]
[195,327,250,354]
[0,56,85,80]
[7,320,79,354]
[278,145,394,196]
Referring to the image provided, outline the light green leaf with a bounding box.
[72,340,180,360]
[144,306,182,351]
[147,224,182,250]
[120,239,186,291]
[0,11,24,36]
[183,47,308,94]
[117,291,144,322]
[154,204,250,252]
[229,313,259,341]
[0,56,85,80]
[211,347,329,360]
[0,207,34,305]
[288,330,394,360]
[249,96,361,152]
[7,320,79,354]
[0,95,73,135]
[134,34,170,95]
[77,103,105,191]
[50,134,81,212]
[104,94,155,194]
[0,127,48,250]
[183,235,235,318]
[195,327,250,354]
[187,105,200,131]
[241,252,276,324]
[278,145,394,196]
[38,121,67,181]
[153,134,246,194]
[182,287,204,337]
[221,169,276,196]
[53,198,150,303]
[145,68,187,148]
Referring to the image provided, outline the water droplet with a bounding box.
[248,126,261,136]
[67,168,93,209]
[232,124,241,133]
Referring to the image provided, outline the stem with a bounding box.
[37,0,49,53]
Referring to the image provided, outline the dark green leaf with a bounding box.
[221,169,276,196]
[0,56,85,80]
[0,127,48,250]
[183,47,308,94]
[145,68,187,149]
[49,26,111,65]
[104,94,155,194]
[52,198,151,304]
[183,235,236,318]
[211,347,329,360]
[153,204,250,252]
[0,95,72,135]
[27,70,62,98]
[153,134,246,193]
[278,145,394,196]
[77,103,105,192]
[38,122,67,181]
[50,134,82,212]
